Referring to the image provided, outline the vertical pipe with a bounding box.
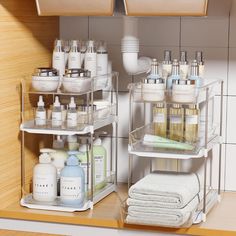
[115,73,119,186]
[90,132,94,202]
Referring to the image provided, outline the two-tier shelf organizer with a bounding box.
[127,78,223,225]
[20,72,119,212]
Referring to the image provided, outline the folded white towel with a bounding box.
[126,193,200,227]
[128,171,201,209]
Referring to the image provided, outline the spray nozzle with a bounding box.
[37,95,45,107]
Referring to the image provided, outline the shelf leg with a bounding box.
[128,155,133,190]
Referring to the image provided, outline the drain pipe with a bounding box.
[121,17,152,75]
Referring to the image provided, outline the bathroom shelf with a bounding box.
[20,115,117,135]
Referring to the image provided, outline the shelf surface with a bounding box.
[20,115,117,135]
[1,185,236,235]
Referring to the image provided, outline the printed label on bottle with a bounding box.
[153,113,165,123]
[170,115,182,124]
[68,53,81,69]
[186,115,198,125]
[95,155,105,184]
[79,162,90,184]
[52,111,62,127]
[35,111,46,126]
[60,176,82,200]
[67,113,77,127]
[85,53,96,77]
[33,174,56,198]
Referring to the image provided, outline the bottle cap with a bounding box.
[39,153,51,164]
[69,97,76,109]
[71,40,77,47]
[53,96,61,107]
[67,151,80,166]
[163,50,172,63]
[55,39,62,47]
[97,41,107,53]
[87,40,95,48]
[94,138,102,146]
[37,96,44,107]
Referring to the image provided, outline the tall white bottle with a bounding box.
[33,152,57,202]
[97,41,108,76]
[80,41,87,67]
[68,40,81,69]
[162,50,172,81]
[35,96,46,126]
[52,39,65,77]
[84,40,97,78]
[195,51,205,78]
[179,51,189,80]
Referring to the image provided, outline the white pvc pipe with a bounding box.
[121,17,151,75]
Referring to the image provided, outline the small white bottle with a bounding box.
[35,96,46,126]
[84,40,97,78]
[97,41,108,76]
[67,97,77,128]
[52,96,62,127]
[33,152,57,202]
[195,51,205,78]
[179,51,189,80]
[52,39,65,77]
[68,40,81,69]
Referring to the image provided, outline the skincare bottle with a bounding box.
[52,96,62,127]
[185,105,199,143]
[67,97,77,128]
[162,50,172,80]
[60,151,85,206]
[169,104,184,142]
[179,51,189,80]
[33,152,57,202]
[80,41,87,67]
[189,60,203,88]
[64,40,70,67]
[35,95,46,126]
[153,103,167,138]
[84,40,97,78]
[166,59,180,90]
[96,41,108,76]
[52,39,65,77]
[67,135,79,151]
[93,137,107,190]
[68,40,81,69]
[195,51,205,78]
[147,58,161,80]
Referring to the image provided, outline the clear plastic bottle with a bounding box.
[169,104,184,142]
[35,95,46,126]
[52,39,65,77]
[68,40,81,69]
[84,40,97,78]
[52,96,62,127]
[185,104,199,143]
[153,103,167,138]
[67,97,77,128]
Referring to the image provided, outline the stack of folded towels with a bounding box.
[126,171,201,227]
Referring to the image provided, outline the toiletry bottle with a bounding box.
[80,41,87,67]
[166,59,180,90]
[52,96,62,127]
[169,104,184,142]
[60,151,85,206]
[189,60,203,88]
[93,136,107,190]
[35,95,46,126]
[67,97,77,128]
[148,58,161,80]
[195,51,205,79]
[52,39,65,77]
[77,142,90,188]
[185,104,199,143]
[162,50,172,80]
[179,51,189,80]
[33,152,57,202]
[84,40,97,78]
[64,40,70,67]
[67,135,79,151]
[68,40,81,69]
[153,103,167,138]
[97,41,108,76]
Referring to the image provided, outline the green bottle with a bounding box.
[93,137,107,190]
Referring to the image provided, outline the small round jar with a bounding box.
[142,78,165,102]
[172,79,196,103]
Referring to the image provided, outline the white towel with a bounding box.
[126,193,200,227]
[128,171,201,209]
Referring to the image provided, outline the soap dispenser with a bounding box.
[189,60,203,88]
[52,39,65,77]
[68,40,81,69]
[33,152,57,202]
[166,59,180,90]
[162,50,172,80]
[93,136,107,190]
[195,51,204,78]
[84,40,97,78]
[35,95,46,126]
[179,51,189,80]
[147,58,161,80]
[60,151,85,206]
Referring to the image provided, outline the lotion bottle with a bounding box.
[35,95,46,126]
[67,97,77,128]
[179,51,189,80]
[52,96,62,127]
[148,58,161,80]
[96,41,108,76]
[195,51,205,78]
[189,60,203,88]
[60,151,85,206]
[68,40,81,69]
[166,59,180,90]
[33,152,57,202]
[84,40,97,78]
[162,50,172,81]
[52,39,65,77]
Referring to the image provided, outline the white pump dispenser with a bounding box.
[84,40,97,78]
[68,40,81,69]
[35,95,46,126]
[52,39,65,77]
[67,97,77,128]
[52,96,62,127]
